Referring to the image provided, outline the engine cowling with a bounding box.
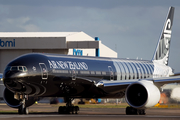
[125,80,160,109]
[3,88,36,108]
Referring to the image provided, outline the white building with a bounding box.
[0,31,117,73]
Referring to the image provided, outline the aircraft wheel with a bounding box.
[64,107,70,114]
[18,107,23,114]
[24,107,29,114]
[70,106,74,114]
[74,106,79,114]
[58,106,79,114]
[126,106,137,115]
[58,106,63,114]
[137,109,146,115]
[18,105,28,114]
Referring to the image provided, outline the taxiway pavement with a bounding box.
[0,103,179,120]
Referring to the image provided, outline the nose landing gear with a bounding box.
[18,95,28,114]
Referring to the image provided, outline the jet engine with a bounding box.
[3,88,36,108]
[125,80,160,109]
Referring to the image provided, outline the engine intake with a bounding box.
[125,80,160,109]
[3,88,36,108]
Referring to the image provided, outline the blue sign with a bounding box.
[0,39,15,47]
[95,37,100,57]
[73,49,83,56]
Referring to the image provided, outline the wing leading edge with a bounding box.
[97,76,180,87]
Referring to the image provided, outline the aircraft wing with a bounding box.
[96,76,180,93]
[153,76,180,85]
[96,79,138,93]
[171,72,180,76]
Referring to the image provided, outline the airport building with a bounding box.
[0,31,117,73]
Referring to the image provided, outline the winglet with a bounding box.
[152,7,175,65]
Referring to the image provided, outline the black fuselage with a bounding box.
[3,53,155,98]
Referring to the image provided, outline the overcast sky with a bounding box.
[0,0,180,72]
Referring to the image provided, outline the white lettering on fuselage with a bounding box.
[48,60,88,70]
[164,18,171,49]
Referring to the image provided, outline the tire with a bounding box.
[18,107,23,114]
[23,107,28,114]
[75,106,79,114]
[58,106,63,114]
[126,107,137,115]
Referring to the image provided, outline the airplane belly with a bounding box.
[50,77,97,97]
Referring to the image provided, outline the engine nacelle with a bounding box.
[125,80,160,109]
[3,88,36,108]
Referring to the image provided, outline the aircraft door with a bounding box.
[39,63,48,80]
[72,69,76,80]
[108,66,114,81]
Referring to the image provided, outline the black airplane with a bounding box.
[3,6,180,115]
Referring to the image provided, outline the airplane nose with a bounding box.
[3,71,26,92]
[3,70,16,85]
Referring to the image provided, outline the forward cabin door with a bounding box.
[72,69,76,80]
[39,63,48,80]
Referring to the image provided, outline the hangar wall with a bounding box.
[68,41,117,58]
[99,41,117,58]
[0,49,69,72]
[0,32,117,73]
[0,49,32,72]
[0,37,66,49]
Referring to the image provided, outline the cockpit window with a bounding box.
[19,66,23,71]
[5,66,28,72]
[23,67,27,72]
[11,66,18,71]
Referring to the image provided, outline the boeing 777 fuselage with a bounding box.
[4,53,169,98]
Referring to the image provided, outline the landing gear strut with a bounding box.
[58,98,79,114]
[18,95,28,114]
[126,106,145,115]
